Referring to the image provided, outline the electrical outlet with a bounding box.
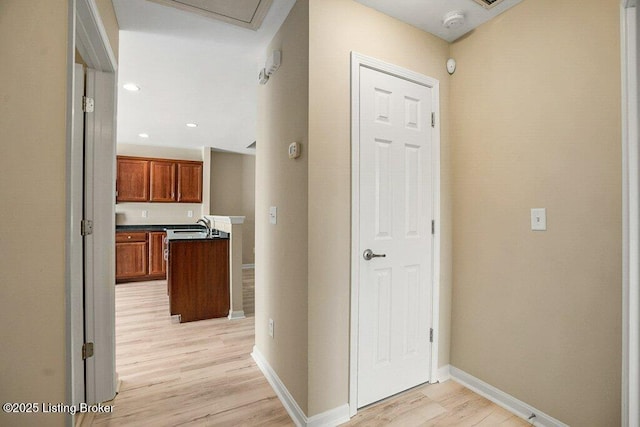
[268,318,274,338]
[141,210,148,218]
[187,210,194,218]
[269,206,277,225]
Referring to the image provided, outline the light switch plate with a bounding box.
[531,208,546,231]
[269,206,277,225]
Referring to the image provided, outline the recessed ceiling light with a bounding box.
[138,133,149,138]
[123,83,140,91]
[186,123,198,128]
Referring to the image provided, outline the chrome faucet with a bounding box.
[196,217,212,236]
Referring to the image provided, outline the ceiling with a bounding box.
[354,0,524,43]
[113,0,524,154]
[112,0,296,154]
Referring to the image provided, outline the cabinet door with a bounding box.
[148,232,167,278]
[115,242,148,281]
[177,162,203,203]
[149,161,176,202]
[116,157,149,202]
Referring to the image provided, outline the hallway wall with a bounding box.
[450,0,622,425]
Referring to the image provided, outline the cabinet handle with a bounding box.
[128,235,131,239]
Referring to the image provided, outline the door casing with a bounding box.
[621,1,639,425]
[349,52,441,417]
[67,0,117,420]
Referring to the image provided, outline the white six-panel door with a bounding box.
[357,66,434,408]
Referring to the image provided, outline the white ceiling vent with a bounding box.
[146,0,273,30]
[472,0,506,9]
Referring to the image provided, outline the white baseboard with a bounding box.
[252,346,350,427]
[436,364,451,382]
[242,264,255,269]
[450,366,568,427]
[228,310,246,320]
[307,404,350,427]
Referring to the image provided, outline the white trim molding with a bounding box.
[252,347,350,427]
[436,364,451,382]
[75,0,117,72]
[621,1,639,426]
[67,1,118,424]
[307,405,350,427]
[227,310,246,320]
[349,51,442,417]
[450,366,569,427]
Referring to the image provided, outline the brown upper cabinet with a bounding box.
[116,158,149,202]
[177,162,203,203]
[149,160,176,202]
[116,156,202,203]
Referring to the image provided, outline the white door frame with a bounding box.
[69,63,86,408]
[621,1,638,426]
[349,52,441,417]
[66,0,117,418]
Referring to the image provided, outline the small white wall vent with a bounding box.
[472,0,506,9]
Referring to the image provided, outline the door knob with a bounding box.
[363,249,386,261]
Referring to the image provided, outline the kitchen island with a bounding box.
[167,230,230,323]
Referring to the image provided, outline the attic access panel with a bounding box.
[146,0,273,30]
[472,0,506,9]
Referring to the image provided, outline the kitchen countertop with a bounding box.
[116,224,207,232]
[166,229,229,241]
[116,224,229,240]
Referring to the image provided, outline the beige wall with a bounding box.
[0,1,118,425]
[242,155,256,265]
[307,0,452,415]
[0,2,68,425]
[210,151,256,264]
[449,1,621,425]
[255,0,310,413]
[115,144,205,225]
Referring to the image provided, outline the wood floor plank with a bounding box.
[81,270,530,427]
[83,273,292,427]
[342,381,531,427]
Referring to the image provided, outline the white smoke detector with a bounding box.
[442,11,465,29]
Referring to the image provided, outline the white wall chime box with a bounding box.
[288,142,301,159]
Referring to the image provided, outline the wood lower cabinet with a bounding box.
[148,231,167,278]
[168,239,229,322]
[116,232,148,282]
[116,231,167,283]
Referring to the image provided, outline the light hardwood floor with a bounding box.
[82,269,530,426]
